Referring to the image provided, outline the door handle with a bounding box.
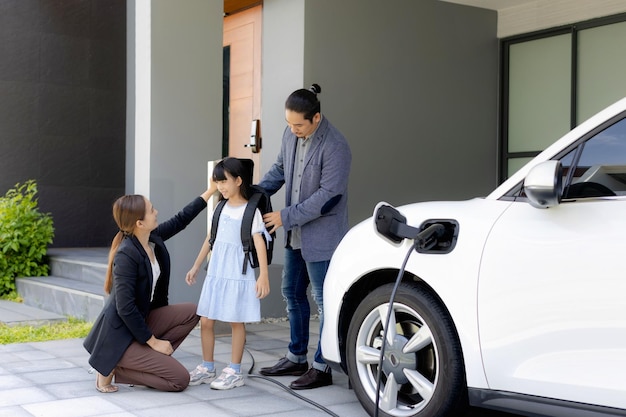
[245,119,262,153]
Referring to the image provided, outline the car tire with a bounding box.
[346,282,466,417]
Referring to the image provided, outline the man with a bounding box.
[258,84,351,390]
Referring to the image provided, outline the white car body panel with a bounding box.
[478,197,626,409]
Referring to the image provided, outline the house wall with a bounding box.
[258,0,305,283]
[261,0,498,231]
[0,0,126,247]
[139,0,224,304]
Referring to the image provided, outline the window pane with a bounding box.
[577,21,626,123]
[508,34,572,154]
[564,117,626,198]
[507,157,533,178]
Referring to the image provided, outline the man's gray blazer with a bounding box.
[259,116,351,262]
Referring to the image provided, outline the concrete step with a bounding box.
[48,247,108,285]
[0,299,67,327]
[16,275,105,322]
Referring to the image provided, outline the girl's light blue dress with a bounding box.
[197,202,266,323]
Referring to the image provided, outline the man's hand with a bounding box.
[263,211,283,234]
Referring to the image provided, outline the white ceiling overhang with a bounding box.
[439,0,537,11]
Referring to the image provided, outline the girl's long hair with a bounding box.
[104,195,146,294]
[212,157,253,200]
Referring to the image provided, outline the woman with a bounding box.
[84,187,215,392]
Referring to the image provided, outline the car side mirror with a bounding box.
[524,160,563,209]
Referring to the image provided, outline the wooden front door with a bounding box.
[223,5,262,181]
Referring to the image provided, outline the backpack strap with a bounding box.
[241,192,262,274]
[209,199,227,250]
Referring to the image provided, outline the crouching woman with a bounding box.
[84,189,213,392]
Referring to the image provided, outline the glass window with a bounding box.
[507,157,533,176]
[508,34,572,154]
[577,21,626,123]
[562,116,626,198]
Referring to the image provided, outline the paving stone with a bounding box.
[22,396,124,417]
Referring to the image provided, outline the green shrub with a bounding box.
[0,180,54,295]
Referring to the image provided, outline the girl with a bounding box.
[185,157,270,390]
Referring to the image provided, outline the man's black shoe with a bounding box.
[259,357,308,376]
[289,368,332,390]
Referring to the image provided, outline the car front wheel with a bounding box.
[346,282,466,417]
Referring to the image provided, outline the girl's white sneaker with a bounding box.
[210,367,244,390]
[189,364,216,386]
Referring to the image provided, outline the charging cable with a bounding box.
[374,240,417,417]
[374,223,443,417]
[245,349,341,417]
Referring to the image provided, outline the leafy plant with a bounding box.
[0,180,54,295]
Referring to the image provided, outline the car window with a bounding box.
[561,116,626,199]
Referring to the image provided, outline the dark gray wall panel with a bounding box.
[0,0,126,247]
[303,0,498,225]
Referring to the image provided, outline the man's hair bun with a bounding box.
[309,84,322,94]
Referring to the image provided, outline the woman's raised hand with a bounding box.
[200,177,219,202]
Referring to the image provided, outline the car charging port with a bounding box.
[375,204,458,254]
[415,219,458,254]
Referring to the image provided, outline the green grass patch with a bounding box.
[1,292,23,303]
[0,317,92,344]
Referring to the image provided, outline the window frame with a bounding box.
[499,13,626,184]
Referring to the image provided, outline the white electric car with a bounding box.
[321,97,626,417]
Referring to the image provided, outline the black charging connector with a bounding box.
[415,223,445,250]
